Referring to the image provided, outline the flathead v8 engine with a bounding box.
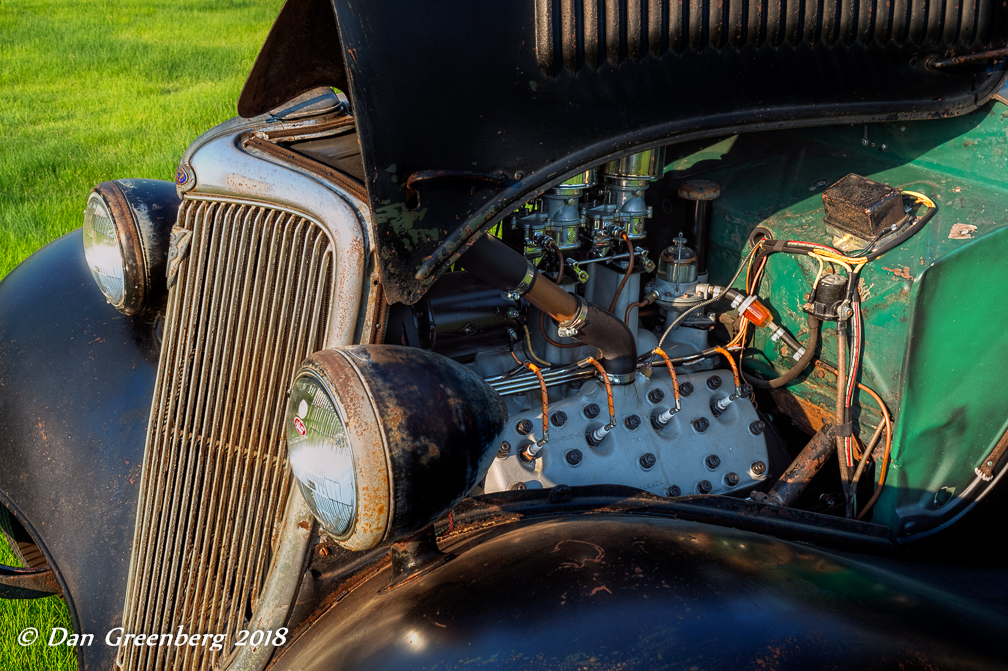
[388,150,779,497]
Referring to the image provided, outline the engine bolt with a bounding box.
[551,411,568,428]
[625,414,642,430]
[647,388,665,404]
[696,480,713,494]
[506,307,521,320]
[509,482,527,491]
[692,417,709,433]
[724,472,740,486]
[679,381,694,397]
[705,454,721,470]
[751,460,767,476]
[639,452,657,470]
[706,375,722,391]
[497,441,511,458]
[749,420,766,435]
[584,403,601,419]
[516,419,533,435]
[666,485,681,497]
[566,449,583,466]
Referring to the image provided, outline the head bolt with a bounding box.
[666,485,682,497]
[639,452,657,470]
[647,388,665,404]
[706,375,722,391]
[551,411,568,428]
[724,472,740,486]
[565,449,583,466]
[679,381,695,397]
[625,414,642,430]
[696,480,713,494]
[509,482,527,491]
[692,417,710,433]
[749,420,766,435]
[751,460,767,476]
[705,454,721,470]
[516,419,533,435]
[497,441,512,459]
[584,403,601,419]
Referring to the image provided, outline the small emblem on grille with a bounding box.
[166,225,192,289]
[175,164,188,186]
[294,417,307,436]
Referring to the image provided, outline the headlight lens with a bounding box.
[82,192,126,307]
[286,372,357,538]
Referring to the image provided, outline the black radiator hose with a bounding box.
[461,235,637,376]
[748,314,822,389]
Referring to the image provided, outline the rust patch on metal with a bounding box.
[241,135,368,203]
[949,223,977,239]
[881,265,914,280]
[770,387,833,435]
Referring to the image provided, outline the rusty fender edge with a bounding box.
[0,230,159,671]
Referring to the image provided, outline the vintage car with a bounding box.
[4,0,1008,668]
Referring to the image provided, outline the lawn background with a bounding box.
[1,1,281,668]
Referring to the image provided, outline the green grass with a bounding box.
[0,0,282,280]
[1,1,281,668]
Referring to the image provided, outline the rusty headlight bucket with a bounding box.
[285,345,508,551]
[82,179,181,315]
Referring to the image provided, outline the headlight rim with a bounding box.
[287,352,394,551]
[86,181,148,315]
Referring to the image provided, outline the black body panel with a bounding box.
[326,0,1008,303]
[272,514,1008,670]
[0,231,158,671]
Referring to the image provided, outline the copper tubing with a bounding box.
[608,232,634,314]
[625,290,658,325]
[583,357,616,427]
[651,347,680,407]
[714,346,741,389]
[525,274,579,322]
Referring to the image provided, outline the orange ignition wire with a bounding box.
[651,347,681,408]
[714,346,741,389]
[525,361,549,446]
[583,356,616,427]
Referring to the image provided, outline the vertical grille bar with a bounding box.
[120,199,335,671]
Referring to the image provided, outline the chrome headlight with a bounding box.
[82,180,181,315]
[83,192,126,307]
[285,346,507,551]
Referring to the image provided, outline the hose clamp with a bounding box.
[557,295,589,338]
[504,260,537,300]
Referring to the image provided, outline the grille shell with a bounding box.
[119,197,335,671]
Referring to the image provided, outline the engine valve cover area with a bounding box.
[485,369,768,496]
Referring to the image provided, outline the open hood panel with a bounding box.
[327,0,1007,303]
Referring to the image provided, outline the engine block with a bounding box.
[485,368,769,497]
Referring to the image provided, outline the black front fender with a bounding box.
[0,230,158,671]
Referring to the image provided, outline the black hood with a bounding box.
[241,0,1008,304]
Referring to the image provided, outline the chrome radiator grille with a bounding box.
[120,198,334,671]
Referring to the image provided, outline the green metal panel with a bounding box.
[664,102,1008,533]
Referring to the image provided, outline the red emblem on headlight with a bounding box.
[294,417,306,436]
